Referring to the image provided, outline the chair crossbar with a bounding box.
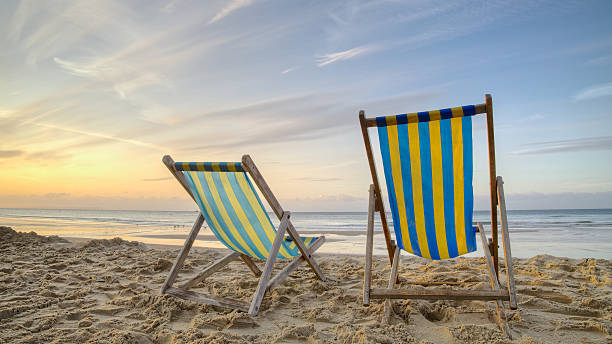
[371,288,510,301]
[165,287,250,312]
[267,236,325,293]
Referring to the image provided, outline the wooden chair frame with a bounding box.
[359,94,517,338]
[160,154,326,316]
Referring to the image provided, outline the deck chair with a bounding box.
[359,94,517,338]
[160,154,326,316]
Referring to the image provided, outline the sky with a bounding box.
[1,0,611,212]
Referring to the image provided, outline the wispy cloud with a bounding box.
[572,82,612,101]
[8,1,137,65]
[172,92,350,152]
[141,177,173,182]
[0,150,24,158]
[35,123,166,151]
[0,109,14,118]
[208,0,254,25]
[585,54,612,66]
[317,44,378,66]
[161,0,182,13]
[25,149,72,161]
[281,67,296,74]
[512,136,612,155]
[293,177,342,182]
[284,194,363,203]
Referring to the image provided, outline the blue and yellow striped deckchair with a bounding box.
[375,105,477,260]
[160,154,326,316]
[359,95,516,337]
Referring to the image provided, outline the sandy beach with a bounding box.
[1,226,610,344]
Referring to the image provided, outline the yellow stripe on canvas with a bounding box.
[451,118,467,255]
[428,121,450,259]
[451,106,464,118]
[234,173,292,258]
[218,173,269,257]
[407,122,431,259]
[188,171,241,253]
[429,110,441,122]
[407,112,419,123]
[203,172,259,257]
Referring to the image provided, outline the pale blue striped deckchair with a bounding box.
[160,155,326,316]
[359,94,516,337]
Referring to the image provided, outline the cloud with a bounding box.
[44,192,70,198]
[8,1,138,65]
[317,44,378,66]
[572,82,612,101]
[53,56,166,100]
[0,150,24,158]
[26,149,72,161]
[0,109,15,118]
[172,92,351,151]
[317,0,575,68]
[141,177,173,182]
[281,67,296,74]
[512,136,612,155]
[0,148,72,162]
[208,0,254,25]
[35,123,167,151]
[585,54,612,66]
[161,0,182,13]
[170,85,448,153]
[525,113,545,121]
[293,177,342,182]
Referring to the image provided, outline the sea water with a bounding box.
[1,208,610,259]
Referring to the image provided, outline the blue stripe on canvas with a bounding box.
[226,172,273,253]
[197,172,249,255]
[439,119,459,257]
[377,119,405,250]
[417,122,440,260]
[211,172,264,259]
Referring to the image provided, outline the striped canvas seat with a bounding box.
[175,162,318,259]
[375,106,478,260]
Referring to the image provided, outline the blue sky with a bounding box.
[0,0,611,211]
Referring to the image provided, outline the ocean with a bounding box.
[1,208,610,259]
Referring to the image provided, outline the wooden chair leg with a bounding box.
[267,236,325,293]
[240,254,262,277]
[248,212,290,316]
[497,176,517,310]
[180,251,240,289]
[478,223,513,340]
[161,213,204,294]
[384,246,400,324]
[285,222,326,282]
[363,184,376,306]
[241,154,326,282]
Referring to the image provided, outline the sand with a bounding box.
[0,226,610,344]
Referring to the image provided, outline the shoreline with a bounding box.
[3,207,612,260]
[1,226,611,343]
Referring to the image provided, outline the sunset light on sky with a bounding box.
[1,0,611,211]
